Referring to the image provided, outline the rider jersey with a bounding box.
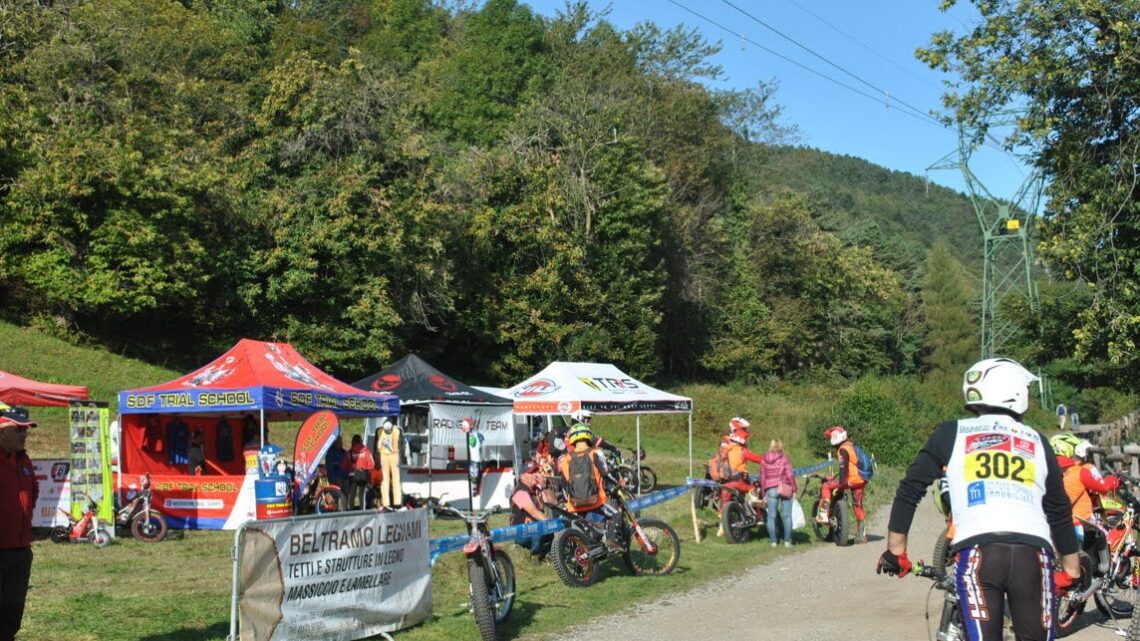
[888,415,1078,559]
[726,444,763,476]
[944,415,1055,550]
[1062,462,1117,524]
[837,441,866,486]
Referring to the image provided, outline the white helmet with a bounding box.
[962,357,1039,416]
[1074,439,1093,460]
[826,426,848,446]
[571,409,593,423]
[729,416,750,432]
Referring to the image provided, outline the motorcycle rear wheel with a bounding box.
[638,467,658,493]
[315,487,347,513]
[551,527,599,588]
[50,526,69,543]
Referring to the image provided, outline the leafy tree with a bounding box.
[919,0,1140,382]
[921,242,977,376]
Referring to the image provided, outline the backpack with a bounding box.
[707,449,733,482]
[565,450,601,508]
[853,443,875,481]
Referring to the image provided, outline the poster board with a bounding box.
[68,401,113,524]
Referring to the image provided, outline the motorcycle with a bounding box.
[433,502,515,641]
[718,479,772,544]
[606,447,658,494]
[51,499,112,548]
[114,474,168,543]
[548,476,681,588]
[294,463,347,514]
[805,472,854,547]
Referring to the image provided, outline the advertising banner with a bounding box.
[33,459,71,527]
[238,509,431,641]
[426,404,514,451]
[292,410,340,502]
[68,402,113,523]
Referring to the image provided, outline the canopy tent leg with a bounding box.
[688,411,700,542]
[635,415,642,496]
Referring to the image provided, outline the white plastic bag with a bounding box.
[791,499,806,530]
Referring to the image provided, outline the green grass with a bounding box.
[3,320,896,641]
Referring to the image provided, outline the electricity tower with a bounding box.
[927,113,1046,362]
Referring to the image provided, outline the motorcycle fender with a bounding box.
[463,540,480,555]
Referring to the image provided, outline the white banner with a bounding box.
[238,509,431,641]
[427,404,514,451]
[33,459,71,528]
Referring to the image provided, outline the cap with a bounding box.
[0,407,36,428]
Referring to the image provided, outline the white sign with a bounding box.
[238,509,431,641]
[33,459,71,527]
[427,404,515,451]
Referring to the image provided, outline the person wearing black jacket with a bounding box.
[877,357,1080,641]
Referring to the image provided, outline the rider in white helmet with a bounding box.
[817,425,869,542]
[568,408,618,455]
[877,357,1081,641]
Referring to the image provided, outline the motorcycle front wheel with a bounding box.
[720,500,753,544]
[623,517,680,577]
[89,522,112,548]
[466,558,498,641]
[131,510,168,543]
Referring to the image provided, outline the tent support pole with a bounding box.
[635,415,642,496]
[259,409,265,447]
[689,411,700,542]
[427,427,433,503]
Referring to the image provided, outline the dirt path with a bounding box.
[545,494,1131,641]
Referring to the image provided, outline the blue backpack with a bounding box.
[853,444,875,481]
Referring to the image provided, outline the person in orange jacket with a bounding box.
[819,426,869,542]
[1050,433,1120,543]
[717,417,763,537]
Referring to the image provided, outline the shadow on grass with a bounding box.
[137,620,230,641]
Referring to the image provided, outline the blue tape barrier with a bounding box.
[429,460,834,563]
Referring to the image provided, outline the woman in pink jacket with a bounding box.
[760,439,796,547]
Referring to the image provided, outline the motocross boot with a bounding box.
[856,520,867,543]
[815,501,830,524]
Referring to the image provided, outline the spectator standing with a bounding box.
[0,407,38,641]
[343,434,375,509]
[324,434,347,489]
[187,428,206,475]
[760,438,796,547]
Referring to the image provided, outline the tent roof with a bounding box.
[117,339,397,418]
[0,370,89,407]
[505,361,692,415]
[352,354,512,406]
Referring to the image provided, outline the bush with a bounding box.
[809,376,930,467]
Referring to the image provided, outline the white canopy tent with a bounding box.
[505,362,695,478]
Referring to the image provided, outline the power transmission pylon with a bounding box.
[927,113,1046,364]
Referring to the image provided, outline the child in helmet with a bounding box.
[569,409,620,455]
[717,417,763,537]
[556,422,623,551]
[1050,433,1120,544]
[818,426,868,542]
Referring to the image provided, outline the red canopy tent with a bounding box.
[0,370,89,407]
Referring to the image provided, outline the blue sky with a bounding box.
[523,0,1038,203]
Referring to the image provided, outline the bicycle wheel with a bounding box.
[810,499,833,542]
[466,558,498,641]
[638,466,658,493]
[131,510,168,543]
[315,487,347,513]
[623,517,681,577]
[932,525,952,573]
[550,527,599,588]
[490,549,515,622]
[720,500,753,544]
[832,498,852,547]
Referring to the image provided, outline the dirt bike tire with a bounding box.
[638,467,657,493]
[1128,600,1140,641]
[1057,551,1094,633]
[550,527,599,588]
[315,487,347,513]
[720,500,752,545]
[89,522,112,548]
[490,549,515,622]
[810,499,833,542]
[50,526,69,543]
[932,525,952,573]
[466,558,498,641]
[832,498,852,547]
[623,517,681,577]
[131,510,168,543]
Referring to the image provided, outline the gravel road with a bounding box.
[545,494,1133,641]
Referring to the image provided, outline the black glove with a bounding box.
[876,549,912,578]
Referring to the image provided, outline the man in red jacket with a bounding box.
[0,406,38,641]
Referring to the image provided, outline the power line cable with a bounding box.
[777,0,943,91]
[715,0,940,126]
[664,0,947,130]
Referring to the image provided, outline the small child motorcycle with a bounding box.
[51,499,112,548]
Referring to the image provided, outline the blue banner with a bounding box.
[118,387,398,417]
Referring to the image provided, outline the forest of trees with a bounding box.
[1,0,1136,410]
